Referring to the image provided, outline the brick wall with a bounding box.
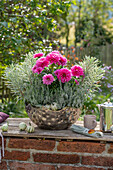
[0,137,113,170]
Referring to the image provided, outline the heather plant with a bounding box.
[100,65,113,95]
[4,51,104,110]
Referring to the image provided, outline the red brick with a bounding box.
[9,162,55,170]
[0,138,6,148]
[57,141,105,153]
[8,138,55,151]
[33,152,80,164]
[108,143,113,154]
[0,161,7,170]
[4,150,30,161]
[57,166,104,170]
[82,156,113,167]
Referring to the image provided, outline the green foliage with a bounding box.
[0,98,28,118]
[4,51,104,109]
[79,56,105,95]
[0,0,70,65]
[61,0,113,47]
[56,1,71,48]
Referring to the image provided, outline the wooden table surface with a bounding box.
[0,118,113,142]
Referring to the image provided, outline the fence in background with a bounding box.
[0,44,113,103]
[0,76,11,103]
[60,43,113,67]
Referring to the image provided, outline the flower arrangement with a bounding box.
[4,50,104,111]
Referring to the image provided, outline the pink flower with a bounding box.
[32,65,38,73]
[54,69,60,76]
[46,52,60,64]
[43,74,54,85]
[36,57,49,68]
[58,68,71,83]
[58,55,67,66]
[32,65,43,74]
[36,67,43,74]
[75,79,79,85]
[71,65,84,77]
[51,51,60,54]
[33,53,43,58]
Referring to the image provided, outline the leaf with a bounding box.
[1,21,8,28]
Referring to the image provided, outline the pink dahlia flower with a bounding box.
[58,68,71,83]
[71,65,84,77]
[43,74,54,85]
[32,65,43,74]
[33,53,43,58]
[75,79,79,85]
[58,54,67,66]
[36,67,43,74]
[36,57,49,68]
[51,51,60,54]
[54,69,60,76]
[32,65,38,73]
[46,52,60,64]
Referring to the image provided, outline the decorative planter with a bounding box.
[25,104,81,130]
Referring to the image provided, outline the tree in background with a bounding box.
[1,0,113,66]
[0,0,70,67]
[56,1,71,49]
[58,0,113,48]
[74,0,113,47]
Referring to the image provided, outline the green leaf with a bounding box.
[1,21,8,28]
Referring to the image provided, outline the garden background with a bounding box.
[0,0,113,120]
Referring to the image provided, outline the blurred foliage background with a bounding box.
[0,0,113,118]
[0,0,71,66]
